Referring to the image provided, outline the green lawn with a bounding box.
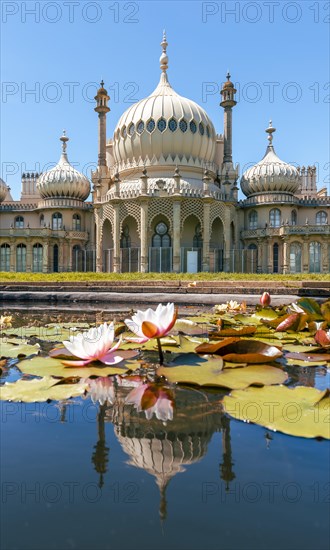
[0,272,329,283]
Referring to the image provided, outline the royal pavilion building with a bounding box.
[0,33,329,274]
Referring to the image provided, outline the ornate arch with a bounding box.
[148,198,173,233]
[180,199,204,231]
[119,202,141,236]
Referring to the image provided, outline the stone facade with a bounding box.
[1,34,329,274]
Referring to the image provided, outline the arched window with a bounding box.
[33,243,43,272]
[52,212,62,230]
[72,214,81,231]
[40,214,44,227]
[0,244,10,271]
[152,222,171,248]
[15,216,24,228]
[273,243,279,273]
[193,224,203,248]
[269,209,281,228]
[120,225,131,248]
[247,244,257,273]
[290,242,302,273]
[291,210,297,226]
[16,244,26,272]
[309,242,321,273]
[248,210,258,229]
[316,211,327,225]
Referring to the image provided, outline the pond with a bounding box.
[1,299,330,550]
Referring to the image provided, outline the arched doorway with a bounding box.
[150,217,172,272]
[290,242,302,273]
[210,217,224,272]
[309,242,321,273]
[32,243,43,272]
[247,244,257,273]
[181,215,202,272]
[16,244,26,272]
[0,244,10,271]
[53,245,59,272]
[273,243,279,273]
[120,216,139,272]
[102,219,114,272]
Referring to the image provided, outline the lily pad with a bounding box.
[0,340,40,358]
[157,361,287,390]
[0,376,88,402]
[195,338,283,363]
[296,298,323,320]
[17,355,139,379]
[222,386,330,439]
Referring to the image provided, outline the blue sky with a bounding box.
[1,0,329,199]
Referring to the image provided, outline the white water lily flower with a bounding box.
[60,322,124,366]
[125,303,177,343]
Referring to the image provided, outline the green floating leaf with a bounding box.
[0,340,40,359]
[223,386,330,439]
[320,300,330,323]
[173,319,208,336]
[252,309,279,321]
[0,376,88,403]
[18,355,138,379]
[158,359,287,389]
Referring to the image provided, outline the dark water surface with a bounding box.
[1,309,330,550]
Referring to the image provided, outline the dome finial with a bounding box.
[160,30,168,73]
[265,119,276,145]
[226,70,231,81]
[60,130,69,154]
[100,79,104,88]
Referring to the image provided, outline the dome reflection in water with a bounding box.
[78,377,235,521]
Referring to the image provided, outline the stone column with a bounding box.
[257,239,263,273]
[140,200,149,273]
[10,243,15,272]
[282,238,289,274]
[322,241,328,273]
[26,240,32,272]
[267,238,273,273]
[172,200,181,272]
[113,204,120,273]
[59,241,65,272]
[223,209,231,272]
[202,202,211,272]
[95,211,103,273]
[67,240,73,272]
[42,241,49,273]
[302,237,309,273]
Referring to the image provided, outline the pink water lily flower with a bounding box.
[125,303,177,344]
[315,329,330,348]
[125,383,174,422]
[51,322,127,367]
[88,377,116,405]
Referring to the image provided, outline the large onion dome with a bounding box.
[0,177,9,203]
[112,32,216,172]
[240,121,300,197]
[37,132,90,200]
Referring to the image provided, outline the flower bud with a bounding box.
[260,292,271,307]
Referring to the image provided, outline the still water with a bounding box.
[1,308,330,550]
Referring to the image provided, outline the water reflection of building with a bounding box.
[90,387,236,519]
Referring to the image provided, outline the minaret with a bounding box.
[219,72,238,194]
[220,72,237,165]
[94,80,110,168]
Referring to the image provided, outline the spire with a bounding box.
[266,119,276,146]
[226,71,231,81]
[60,130,69,161]
[160,30,168,74]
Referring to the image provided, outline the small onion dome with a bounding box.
[223,71,234,88]
[113,32,216,171]
[37,132,90,201]
[0,177,9,203]
[240,121,300,197]
[97,80,108,95]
